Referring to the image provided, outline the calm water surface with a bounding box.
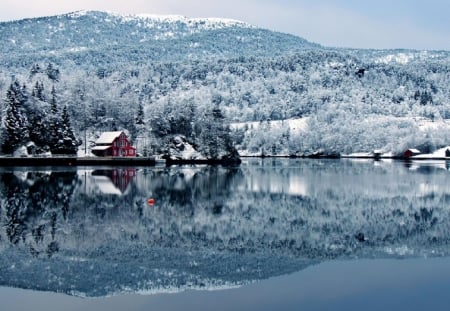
[1,158,450,310]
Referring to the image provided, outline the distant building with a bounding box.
[91,131,136,157]
[403,148,421,158]
[373,150,383,159]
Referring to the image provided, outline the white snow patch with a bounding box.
[105,11,252,33]
[13,146,28,157]
[67,47,88,53]
[376,53,415,65]
[67,10,90,18]
[168,136,206,160]
[179,141,203,160]
[411,146,450,159]
[130,13,248,27]
[231,118,309,135]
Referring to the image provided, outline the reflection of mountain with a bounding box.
[2,160,450,297]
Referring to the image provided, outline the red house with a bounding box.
[403,148,421,158]
[92,131,136,157]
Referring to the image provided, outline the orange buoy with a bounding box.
[148,198,155,206]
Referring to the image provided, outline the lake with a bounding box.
[1,158,450,310]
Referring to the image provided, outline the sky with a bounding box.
[0,0,449,50]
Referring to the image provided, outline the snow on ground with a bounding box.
[231,117,309,135]
[176,141,205,160]
[233,116,450,158]
[232,116,450,137]
[412,146,450,159]
[417,118,450,131]
[375,53,416,65]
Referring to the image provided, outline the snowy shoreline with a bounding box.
[0,156,158,166]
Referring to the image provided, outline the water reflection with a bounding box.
[1,159,450,297]
[88,169,136,195]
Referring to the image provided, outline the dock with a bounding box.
[0,156,160,167]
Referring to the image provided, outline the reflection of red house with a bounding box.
[92,169,136,194]
[92,131,136,157]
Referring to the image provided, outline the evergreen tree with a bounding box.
[50,85,57,114]
[135,102,145,125]
[48,104,79,155]
[32,81,45,101]
[28,113,50,150]
[48,86,62,154]
[197,105,237,160]
[46,63,60,81]
[29,63,41,77]
[59,106,79,154]
[1,81,30,154]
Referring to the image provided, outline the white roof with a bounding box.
[91,145,112,151]
[407,148,421,153]
[95,131,123,144]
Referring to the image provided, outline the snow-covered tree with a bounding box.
[32,81,45,101]
[197,106,238,160]
[1,81,30,154]
[48,85,61,154]
[56,105,79,154]
[135,102,145,125]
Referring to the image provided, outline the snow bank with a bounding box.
[164,136,205,161]
[412,146,450,159]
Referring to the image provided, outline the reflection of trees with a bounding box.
[149,166,244,217]
[2,162,450,297]
[2,162,450,262]
[0,171,77,257]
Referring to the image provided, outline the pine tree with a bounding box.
[60,106,79,154]
[1,81,30,154]
[197,105,238,160]
[32,81,45,101]
[50,86,57,114]
[135,102,145,125]
[48,86,62,154]
[46,63,60,81]
[28,113,49,150]
[48,104,79,155]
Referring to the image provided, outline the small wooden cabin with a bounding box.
[92,131,136,157]
[403,148,421,158]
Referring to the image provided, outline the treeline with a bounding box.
[1,80,79,155]
[1,48,450,156]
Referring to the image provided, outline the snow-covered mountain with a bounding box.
[0,10,317,67]
[0,11,449,156]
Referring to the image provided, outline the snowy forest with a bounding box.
[0,11,449,157]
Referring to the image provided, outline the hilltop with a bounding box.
[0,10,318,68]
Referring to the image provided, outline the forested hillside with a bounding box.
[0,11,449,156]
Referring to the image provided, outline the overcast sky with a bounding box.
[1,0,449,50]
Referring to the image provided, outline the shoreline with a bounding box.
[0,156,241,167]
[0,156,158,167]
[1,155,449,167]
[240,154,450,161]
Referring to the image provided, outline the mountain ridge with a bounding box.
[0,10,319,67]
